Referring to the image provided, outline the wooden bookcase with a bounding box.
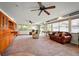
[0,11,17,55]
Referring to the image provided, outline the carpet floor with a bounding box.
[3,35,79,56]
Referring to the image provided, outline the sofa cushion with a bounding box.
[55,32,59,36]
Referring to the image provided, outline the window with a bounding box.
[52,21,68,32]
[32,25,37,30]
[59,21,68,32]
[71,19,79,33]
[40,24,45,33]
[47,24,51,31]
[53,23,59,31]
[18,24,32,31]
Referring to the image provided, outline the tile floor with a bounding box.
[3,35,79,56]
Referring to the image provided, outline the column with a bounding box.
[51,24,53,31]
[68,16,71,33]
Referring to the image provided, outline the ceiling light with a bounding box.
[57,17,64,20]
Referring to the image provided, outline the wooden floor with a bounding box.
[3,35,79,56]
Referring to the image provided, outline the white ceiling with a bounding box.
[0,2,79,24]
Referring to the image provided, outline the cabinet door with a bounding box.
[0,12,3,30]
[0,13,8,53]
[0,12,3,53]
[0,12,1,29]
[0,32,3,53]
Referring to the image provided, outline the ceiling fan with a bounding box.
[26,20,33,24]
[31,2,56,16]
[29,20,33,24]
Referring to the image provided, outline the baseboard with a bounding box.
[70,43,79,47]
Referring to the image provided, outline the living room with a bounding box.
[0,2,79,56]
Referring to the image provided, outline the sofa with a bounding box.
[48,31,72,44]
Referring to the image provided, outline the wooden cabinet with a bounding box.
[0,11,17,54]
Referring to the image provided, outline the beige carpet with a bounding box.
[3,35,79,56]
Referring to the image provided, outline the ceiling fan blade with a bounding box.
[37,2,44,7]
[31,9,40,11]
[44,10,50,15]
[38,10,42,16]
[45,6,55,9]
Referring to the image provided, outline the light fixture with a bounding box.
[57,17,64,20]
